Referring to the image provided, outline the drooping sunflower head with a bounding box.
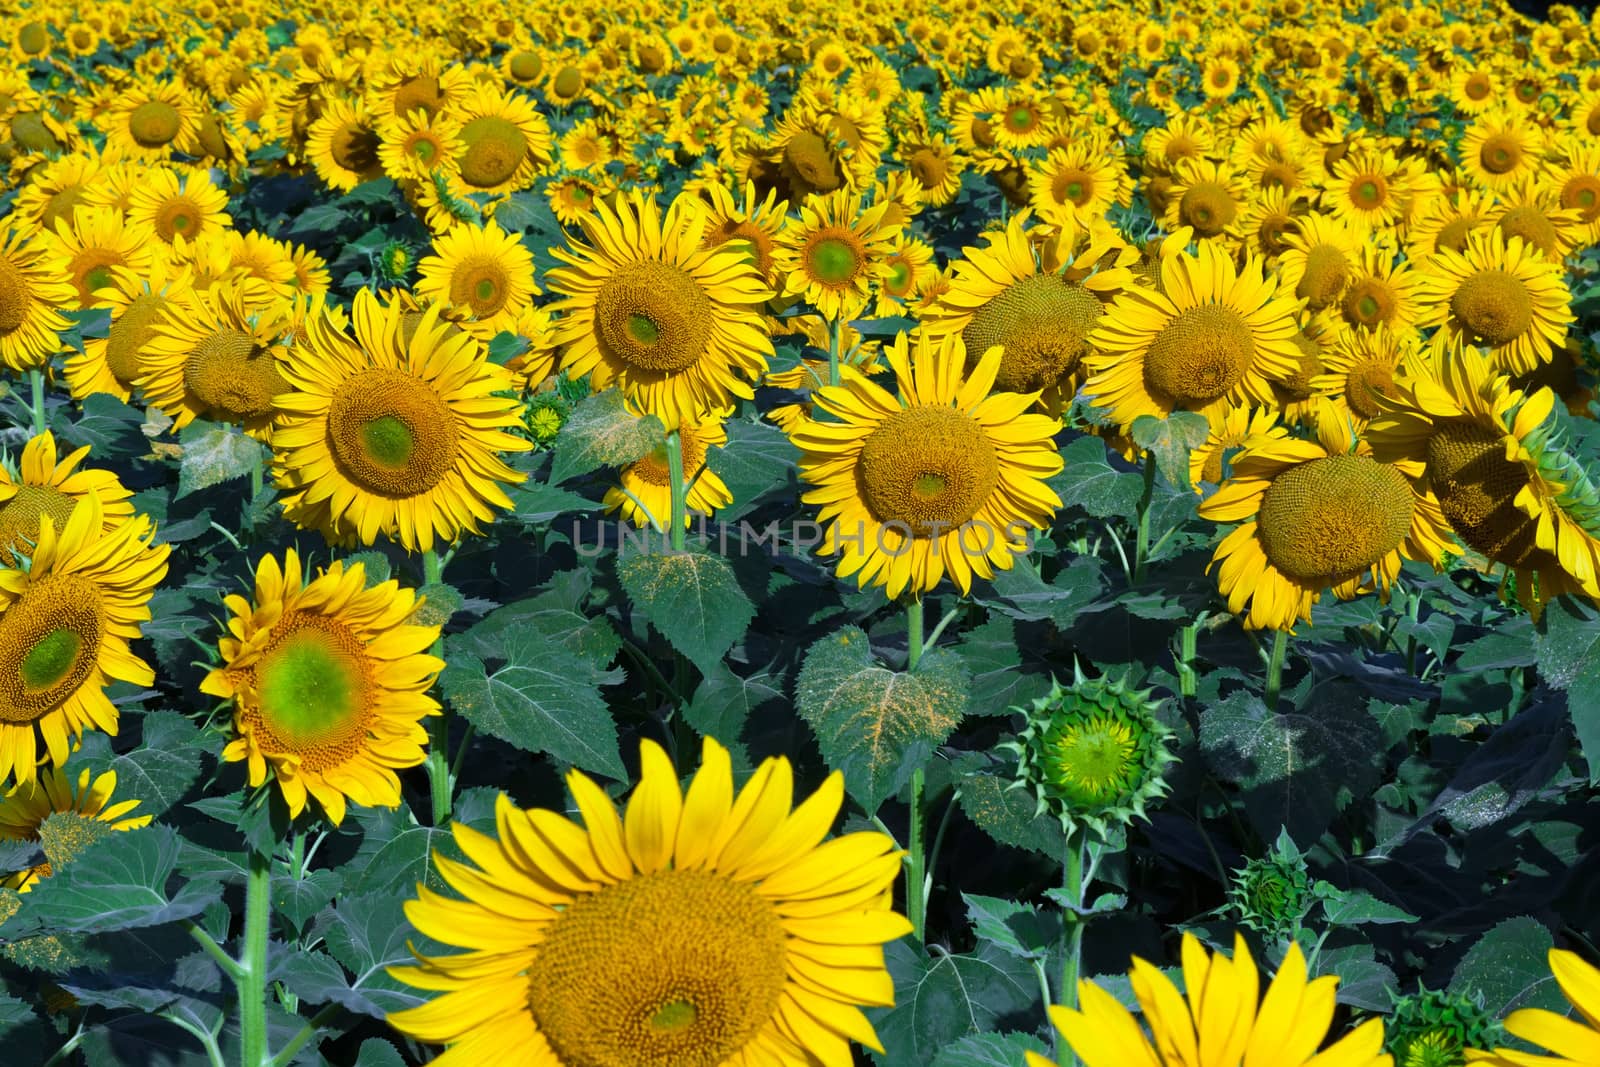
[1008,667,1176,838]
[386,736,910,1065]
[202,547,443,826]
[1385,988,1499,1067]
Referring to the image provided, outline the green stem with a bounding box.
[289,831,304,880]
[1059,828,1087,1065]
[239,849,272,1067]
[1264,628,1290,710]
[667,428,687,552]
[40,1024,86,1067]
[184,920,244,982]
[905,597,924,672]
[423,548,451,825]
[267,1005,341,1067]
[1132,450,1156,585]
[922,606,960,657]
[826,315,842,388]
[28,368,45,436]
[906,765,927,943]
[1178,614,1203,700]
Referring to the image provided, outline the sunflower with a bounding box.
[1190,404,1287,490]
[1164,159,1251,243]
[367,54,472,121]
[1404,186,1495,263]
[1198,402,1450,632]
[201,549,442,825]
[1031,934,1392,1067]
[1325,146,1424,233]
[1310,325,1420,431]
[1414,232,1573,375]
[1466,950,1600,1067]
[387,735,908,1064]
[899,137,964,207]
[1320,245,1420,338]
[306,96,385,192]
[1236,187,1305,262]
[378,108,463,185]
[1451,65,1499,115]
[1541,139,1600,245]
[1141,114,1216,176]
[0,765,152,892]
[0,495,169,785]
[1462,110,1547,194]
[698,180,788,287]
[1027,139,1132,232]
[445,83,554,197]
[789,332,1062,599]
[65,260,193,402]
[1083,242,1302,429]
[44,206,156,309]
[0,430,136,567]
[0,223,73,372]
[549,190,774,427]
[139,280,291,433]
[1201,54,1242,100]
[547,175,602,227]
[124,166,233,253]
[772,189,901,323]
[873,234,936,317]
[415,221,538,341]
[273,290,529,552]
[603,410,732,530]
[9,153,104,233]
[100,81,200,162]
[1482,178,1587,261]
[1367,346,1600,609]
[919,213,1131,412]
[1275,210,1362,313]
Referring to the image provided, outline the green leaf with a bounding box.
[345,789,498,898]
[4,826,222,937]
[980,556,1104,629]
[411,581,463,629]
[548,389,666,484]
[955,767,1066,857]
[273,868,342,934]
[950,616,1054,717]
[962,894,1063,960]
[618,545,755,676]
[1452,917,1570,1018]
[1536,597,1600,782]
[100,711,211,818]
[1311,942,1397,1011]
[1311,884,1419,925]
[57,392,147,455]
[355,1039,408,1067]
[175,421,267,499]
[38,810,115,870]
[929,1032,1051,1067]
[302,892,431,1017]
[796,627,968,813]
[684,662,784,753]
[1198,686,1383,845]
[1048,435,1144,519]
[870,940,1039,1066]
[1131,411,1210,490]
[704,418,801,521]
[508,480,598,523]
[442,594,626,780]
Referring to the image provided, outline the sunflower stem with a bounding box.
[1059,827,1087,1065]
[239,848,272,1067]
[28,368,45,436]
[667,428,687,552]
[267,1005,340,1067]
[1132,449,1157,585]
[422,548,452,825]
[907,765,927,943]
[905,597,924,671]
[826,315,842,388]
[183,920,244,983]
[1264,627,1290,709]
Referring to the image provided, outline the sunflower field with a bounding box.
[5,0,1600,1064]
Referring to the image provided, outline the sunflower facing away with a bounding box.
[1197,402,1451,632]
[1082,241,1303,429]
[0,430,136,567]
[386,736,909,1066]
[201,549,443,825]
[1030,933,1393,1067]
[0,495,169,785]
[0,223,73,372]
[1466,949,1600,1066]
[788,331,1063,600]
[0,764,151,892]
[548,189,775,426]
[273,289,531,553]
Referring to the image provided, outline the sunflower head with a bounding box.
[1385,988,1499,1067]
[1226,833,1311,939]
[1007,666,1176,838]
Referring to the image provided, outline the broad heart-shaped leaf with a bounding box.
[355,1039,408,1067]
[95,710,213,818]
[704,418,801,522]
[1535,596,1600,782]
[1310,941,1397,1012]
[962,894,1063,961]
[617,545,756,676]
[1048,434,1145,519]
[57,392,146,455]
[548,388,666,484]
[684,661,785,756]
[1452,916,1570,1018]
[38,810,116,869]
[345,787,498,898]
[273,868,342,935]
[175,420,267,499]
[0,992,50,1064]
[1311,884,1419,926]
[294,891,435,1018]
[869,939,1039,1066]
[508,479,598,524]
[977,556,1105,630]
[3,825,222,937]
[930,1032,1051,1067]
[1131,411,1210,491]
[442,588,627,780]
[949,616,1055,718]
[1198,686,1383,846]
[795,627,968,814]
